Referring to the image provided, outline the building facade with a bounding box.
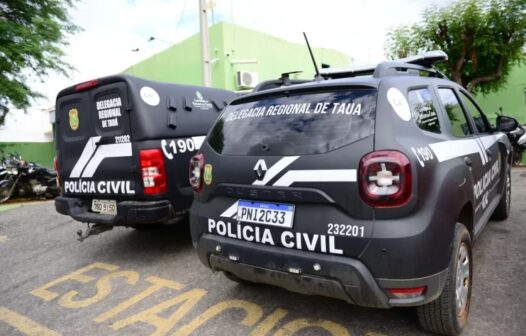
[124,22,352,91]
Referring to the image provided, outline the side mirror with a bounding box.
[496,116,519,132]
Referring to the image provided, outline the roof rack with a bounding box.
[320,50,449,80]
[253,71,311,92]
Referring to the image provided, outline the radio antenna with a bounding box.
[303,32,322,81]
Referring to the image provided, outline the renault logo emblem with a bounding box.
[254,159,268,180]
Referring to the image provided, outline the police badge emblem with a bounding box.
[69,108,79,130]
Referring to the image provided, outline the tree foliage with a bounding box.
[385,0,526,93]
[0,0,79,124]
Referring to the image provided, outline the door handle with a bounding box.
[464,157,472,167]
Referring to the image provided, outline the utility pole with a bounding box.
[199,0,212,87]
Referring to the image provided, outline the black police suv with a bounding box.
[189,51,517,335]
[54,75,235,239]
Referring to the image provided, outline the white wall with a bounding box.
[0,108,53,143]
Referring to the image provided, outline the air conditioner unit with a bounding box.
[236,71,259,89]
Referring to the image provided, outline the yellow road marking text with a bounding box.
[30,262,118,301]
[59,270,139,309]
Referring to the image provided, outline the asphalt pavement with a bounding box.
[0,170,525,336]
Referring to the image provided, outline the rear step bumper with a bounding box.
[196,234,448,308]
[55,196,175,226]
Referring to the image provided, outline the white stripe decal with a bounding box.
[479,134,503,151]
[273,169,357,187]
[70,136,101,178]
[80,143,132,178]
[220,201,239,218]
[429,134,504,164]
[429,138,485,163]
[192,136,206,150]
[252,156,300,186]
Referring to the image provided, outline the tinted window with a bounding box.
[460,92,491,133]
[208,89,377,156]
[408,88,440,133]
[438,88,472,137]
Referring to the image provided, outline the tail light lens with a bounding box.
[54,156,60,187]
[140,149,167,195]
[189,153,205,192]
[74,79,98,92]
[359,150,412,207]
[387,286,426,299]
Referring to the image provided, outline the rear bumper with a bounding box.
[196,234,448,308]
[55,196,175,226]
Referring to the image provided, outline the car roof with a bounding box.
[234,50,458,104]
[233,72,458,106]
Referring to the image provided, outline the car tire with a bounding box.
[417,223,472,336]
[491,169,511,220]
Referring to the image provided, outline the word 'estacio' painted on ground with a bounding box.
[14,262,390,336]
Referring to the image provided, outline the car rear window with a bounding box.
[208,89,377,156]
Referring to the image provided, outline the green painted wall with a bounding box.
[475,63,526,124]
[125,27,209,86]
[0,142,55,168]
[218,22,350,90]
[125,22,351,90]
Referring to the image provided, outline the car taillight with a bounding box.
[387,286,426,299]
[140,149,167,195]
[54,156,60,187]
[359,150,412,207]
[189,153,205,192]
[74,79,98,92]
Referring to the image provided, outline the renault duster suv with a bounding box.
[188,51,516,335]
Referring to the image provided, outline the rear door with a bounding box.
[56,81,136,199]
[436,87,488,225]
[457,89,502,219]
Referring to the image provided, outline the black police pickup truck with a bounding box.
[188,51,517,335]
[54,75,235,240]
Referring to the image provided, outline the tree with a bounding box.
[385,0,526,93]
[0,0,80,124]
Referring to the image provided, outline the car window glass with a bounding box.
[459,92,491,133]
[408,88,441,133]
[438,88,472,137]
[208,89,377,156]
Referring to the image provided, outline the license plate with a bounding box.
[236,200,295,228]
[91,199,117,215]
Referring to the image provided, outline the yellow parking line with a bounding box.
[0,235,8,243]
[0,306,60,336]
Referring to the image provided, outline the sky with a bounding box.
[28,0,452,110]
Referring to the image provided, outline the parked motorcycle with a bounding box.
[0,152,59,204]
[507,125,526,165]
